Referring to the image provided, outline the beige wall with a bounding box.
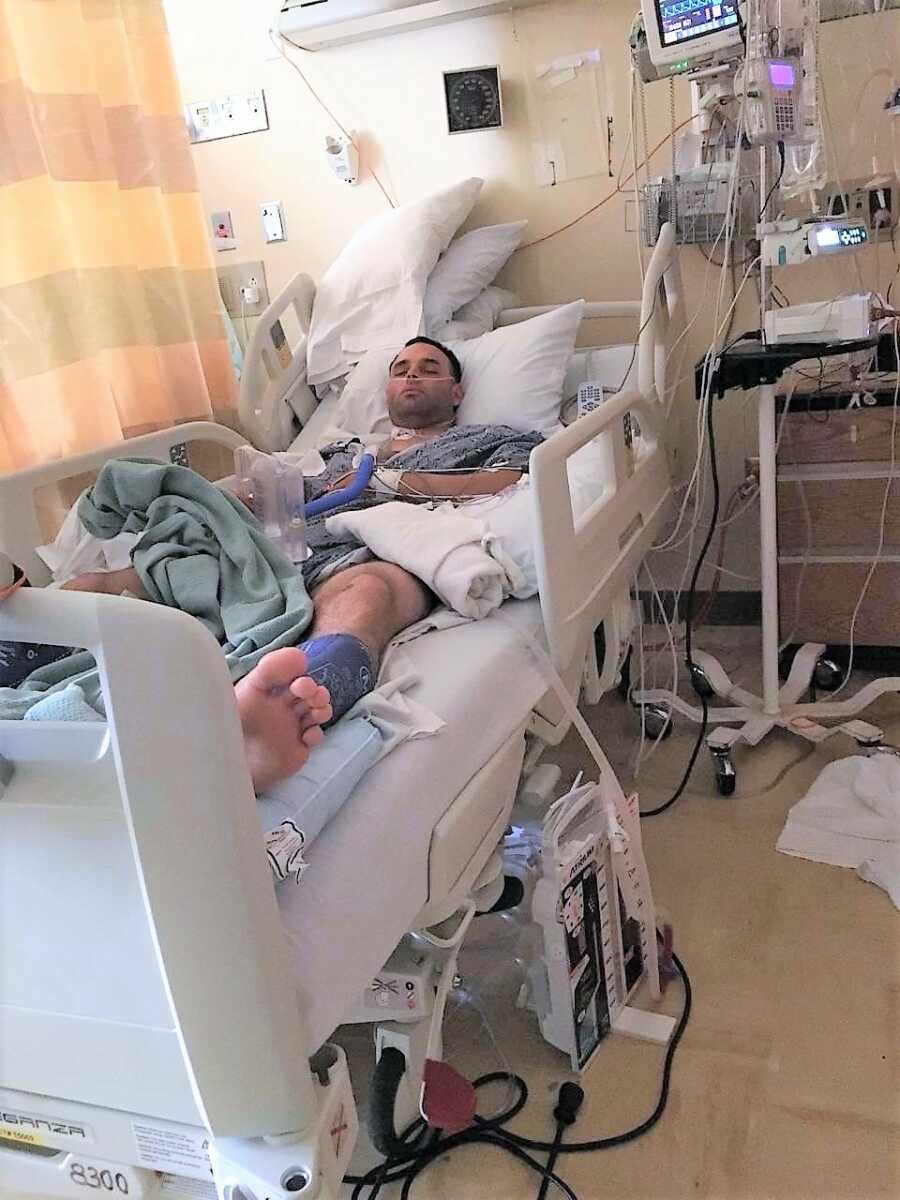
[164,0,900,591]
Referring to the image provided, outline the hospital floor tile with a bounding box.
[339,627,900,1199]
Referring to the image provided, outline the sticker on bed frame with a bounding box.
[131,1123,211,1175]
[159,1173,218,1200]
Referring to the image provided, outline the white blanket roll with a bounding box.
[326,501,509,619]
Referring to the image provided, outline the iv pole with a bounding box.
[634,9,900,793]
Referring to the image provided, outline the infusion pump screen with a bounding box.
[658,0,740,45]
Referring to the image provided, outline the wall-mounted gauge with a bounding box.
[443,67,503,134]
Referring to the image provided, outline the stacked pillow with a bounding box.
[422,221,526,335]
[306,177,483,386]
[307,179,527,386]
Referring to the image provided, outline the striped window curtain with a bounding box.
[0,0,238,473]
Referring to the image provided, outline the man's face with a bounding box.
[385,342,463,429]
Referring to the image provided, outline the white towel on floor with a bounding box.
[776,753,900,910]
[326,501,509,619]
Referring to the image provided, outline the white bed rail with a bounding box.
[530,387,670,680]
[0,422,246,586]
[239,274,317,453]
[0,588,316,1139]
[497,222,683,419]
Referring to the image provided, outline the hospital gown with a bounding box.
[301,423,543,590]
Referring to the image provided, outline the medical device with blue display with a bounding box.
[640,0,744,72]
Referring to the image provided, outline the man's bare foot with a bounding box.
[61,567,148,599]
[234,647,333,793]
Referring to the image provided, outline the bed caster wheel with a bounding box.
[813,655,843,692]
[710,747,736,796]
[638,703,672,740]
[689,663,714,699]
[368,1047,426,1158]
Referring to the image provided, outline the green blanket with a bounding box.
[0,458,314,719]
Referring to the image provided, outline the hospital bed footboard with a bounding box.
[0,588,356,1198]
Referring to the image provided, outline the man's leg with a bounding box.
[61,567,148,598]
[296,561,433,725]
[308,561,433,667]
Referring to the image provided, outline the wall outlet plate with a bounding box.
[825,177,897,241]
[186,91,269,144]
[217,261,269,318]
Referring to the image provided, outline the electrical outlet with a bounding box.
[217,261,269,317]
[186,91,269,144]
[869,184,893,231]
[825,177,897,240]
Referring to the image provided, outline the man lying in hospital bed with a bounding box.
[0,334,549,801]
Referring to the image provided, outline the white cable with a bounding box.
[829,318,900,696]
[629,66,646,287]
[633,570,648,774]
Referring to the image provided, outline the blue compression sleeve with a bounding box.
[299,633,375,724]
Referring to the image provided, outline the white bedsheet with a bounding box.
[277,597,548,1049]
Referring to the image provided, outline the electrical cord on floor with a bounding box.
[640,385,721,817]
[344,949,692,1200]
[536,1084,585,1200]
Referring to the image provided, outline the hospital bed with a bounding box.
[0,224,683,1200]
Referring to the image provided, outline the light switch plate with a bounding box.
[261,201,286,243]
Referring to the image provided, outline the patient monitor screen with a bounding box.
[656,0,740,46]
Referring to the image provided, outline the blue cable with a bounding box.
[303,453,376,519]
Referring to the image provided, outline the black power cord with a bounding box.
[345,950,692,1199]
[758,140,786,221]
[537,1083,585,1200]
[640,374,722,817]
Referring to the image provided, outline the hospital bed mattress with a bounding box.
[277,597,548,1050]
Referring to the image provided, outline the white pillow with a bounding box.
[453,300,585,433]
[435,286,520,341]
[306,178,483,386]
[452,285,520,332]
[335,299,584,437]
[422,221,527,333]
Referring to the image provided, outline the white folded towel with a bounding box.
[326,501,509,619]
[777,752,900,910]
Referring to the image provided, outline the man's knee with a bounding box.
[312,562,432,631]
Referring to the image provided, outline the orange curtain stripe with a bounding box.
[0,0,236,471]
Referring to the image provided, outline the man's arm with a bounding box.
[393,469,522,499]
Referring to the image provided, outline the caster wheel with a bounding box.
[813,656,843,692]
[368,1047,428,1157]
[639,703,673,740]
[710,748,736,796]
[689,663,714,699]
